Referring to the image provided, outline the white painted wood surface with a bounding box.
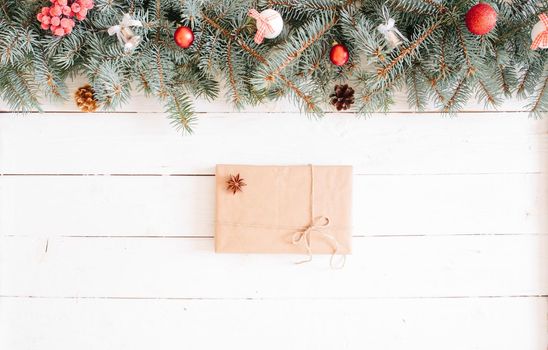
[0,84,547,350]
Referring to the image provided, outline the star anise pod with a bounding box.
[226,173,246,195]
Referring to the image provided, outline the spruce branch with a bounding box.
[0,62,41,111]
[377,20,441,79]
[266,0,353,11]
[0,0,545,132]
[201,13,267,64]
[389,0,447,15]
[517,67,531,96]
[277,74,317,112]
[442,73,472,113]
[201,11,321,113]
[166,88,195,134]
[529,75,548,117]
[155,48,169,98]
[226,39,242,105]
[475,75,501,108]
[417,64,445,104]
[455,25,475,77]
[438,30,448,78]
[407,64,427,111]
[420,0,447,13]
[516,60,545,98]
[263,14,337,80]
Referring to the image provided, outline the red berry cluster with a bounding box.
[37,0,94,36]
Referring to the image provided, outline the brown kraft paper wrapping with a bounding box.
[215,164,352,254]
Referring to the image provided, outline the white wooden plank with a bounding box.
[1,173,546,237]
[0,113,546,175]
[0,77,536,113]
[1,297,546,350]
[1,235,546,298]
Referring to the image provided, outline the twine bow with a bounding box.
[531,13,548,50]
[248,9,276,44]
[108,14,143,51]
[291,165,346,269]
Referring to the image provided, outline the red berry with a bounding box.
[329,43,349,66]
[50,5,62,17]
[71,3,81,13]
[54,27,65,36]
[465,3,497,35]
[62,6,72,16]
[51,16,60,26]
[60,18,71,28]
[174,26,194,49]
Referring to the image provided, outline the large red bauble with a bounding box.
[329,43,349,66]
[174,26,194,48]
[465,3,497,35]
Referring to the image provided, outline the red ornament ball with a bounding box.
[329,43,349,66]
[465,3,497,35]
[174,26,194,48]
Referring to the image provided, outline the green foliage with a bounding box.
[0,0,546,133]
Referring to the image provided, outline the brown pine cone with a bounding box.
[74,84,99,112]
[330,84,355,111]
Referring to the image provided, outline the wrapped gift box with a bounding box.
[215,165,352,257]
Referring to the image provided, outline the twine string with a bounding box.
[291,165,346,269]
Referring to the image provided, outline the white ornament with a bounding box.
[377,6,407,49]
[248,8,283,44]
[531,19,548,49]
[261,9,283,39]
[108,14,143,52]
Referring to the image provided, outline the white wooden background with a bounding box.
[0,79,547,350]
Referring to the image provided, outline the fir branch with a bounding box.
[0,0,545,132]
[201,13,267,64]
[265,14,337,80]
[373,47,385,63]
[34,51,67,100]
[267,0,354,12]
[201,11,320,112]
[0,63,41,111]
[421,0,447,13]
[438,29,448,78]
[517,67,531,96]
[417,64,444,103]
[443,74,470,113]
[455,25,475,77]
[497,64,510,96]
[390,0,447,15]
[408,66,422,110]
[277,74,316,112]
[166,88,195,134]
[476,78,498,107]
[377,20,441,78]
[529,76,548,116]
[226,39,241,105]
[155,48,168,98]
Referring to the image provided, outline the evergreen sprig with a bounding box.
[0,0,546,133]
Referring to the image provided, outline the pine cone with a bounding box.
[330,84,355,111]
[74,84,99,112]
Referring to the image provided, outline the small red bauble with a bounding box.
[465,3,497,35]
[174,26,194,48]
[329,43,349,66]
